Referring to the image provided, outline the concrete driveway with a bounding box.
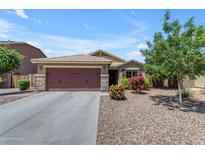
[0,91,100,145]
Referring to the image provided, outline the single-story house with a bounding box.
[31,50,145,91]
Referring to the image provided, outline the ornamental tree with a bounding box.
[141,10,205,105]
[0,46,22,79]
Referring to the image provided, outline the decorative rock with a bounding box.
[97,89,205,144]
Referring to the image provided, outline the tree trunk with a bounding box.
[177,80,183,105]
[189,77,192,89]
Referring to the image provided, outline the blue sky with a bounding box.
[0,9,205,62]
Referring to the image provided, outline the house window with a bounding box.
[126,70,138,78]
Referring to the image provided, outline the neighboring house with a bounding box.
[31,50,145,91]
[0,41,47,88]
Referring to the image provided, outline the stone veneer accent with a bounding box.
[34,74,46,91]
[101,74,109,91]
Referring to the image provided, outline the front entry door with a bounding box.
[109,70,118,86]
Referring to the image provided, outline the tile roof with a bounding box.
[31,54,113,63]
[89,49,125,62]
[110,60,144,68]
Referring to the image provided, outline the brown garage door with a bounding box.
[46,68,100,91]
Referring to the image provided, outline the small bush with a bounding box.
[109,85,126,100]
[174,101,181,108]
[192,106,199,112]
[129,76,144,93]
[119,78,129,89]
[182,89,193,98]
[0,76,3,82]
[17,80,30,90]
[144,77,152,90]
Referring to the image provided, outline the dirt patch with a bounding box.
[0,92,37,105]
[97,89,205,144]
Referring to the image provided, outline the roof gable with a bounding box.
[89,50,125,62]
[117,60,144,68]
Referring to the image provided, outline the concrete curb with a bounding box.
[0,90,35,96]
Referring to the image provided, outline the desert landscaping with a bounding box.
[97,89,205,144]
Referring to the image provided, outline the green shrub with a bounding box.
[0,75,6,83]
[119,78,129,89]
[17,80,30,90]
[182,89,193,98]
[192,106,199,112]
[109,85,126,100]
[144,77,152,90]
[174,101,181,108]
[0,76,3,82]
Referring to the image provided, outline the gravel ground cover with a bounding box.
[0,92,37,105]
[97,89,205,144]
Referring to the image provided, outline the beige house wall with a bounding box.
[118,70,123,84]
[35,63,109,91]
[118,62,144,84]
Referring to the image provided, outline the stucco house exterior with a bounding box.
[31,50,144,91]
[89,50,145,85]
[0,41,47,88]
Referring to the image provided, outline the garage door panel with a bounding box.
[46,68,100,90]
